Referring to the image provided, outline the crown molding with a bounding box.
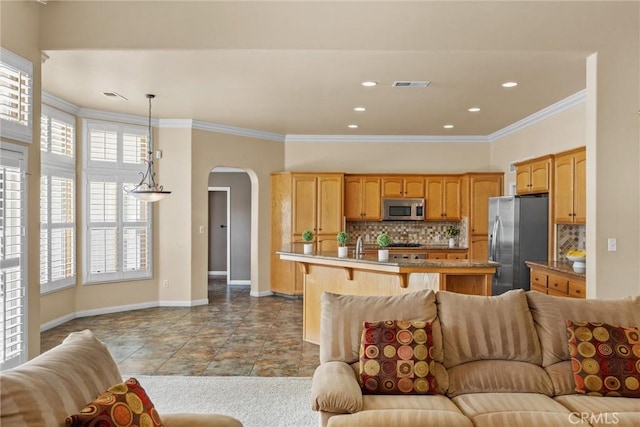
[192,120,284,142]
[40,89,586,144]
[158,119,193,128]
[488,89,586,142]
[285,134,489,144]
[42,92,80,115]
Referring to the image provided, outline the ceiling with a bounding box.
[39,2,591,137]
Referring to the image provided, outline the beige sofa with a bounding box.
[311,289,640,427]
[0,329,243,427]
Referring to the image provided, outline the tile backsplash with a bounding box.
[557,224,586,259]
[346,217,468,247]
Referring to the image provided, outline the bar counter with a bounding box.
[277,248,499,344]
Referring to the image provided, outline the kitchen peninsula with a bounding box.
[277,247,499,344]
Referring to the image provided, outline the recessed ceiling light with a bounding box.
[102,91,128,101]
[501,81,518,88]
[348,124,359,129]
[443,124,454,129]
[361,81,377,87]
[468,107,481,112]
[354,107,366,112]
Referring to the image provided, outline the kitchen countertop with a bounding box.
[278,247,495,269]
[525,260,586,279]
[356,244,469,251]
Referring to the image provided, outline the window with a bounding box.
[0,142,27,370]
[0,48,32,143]
[40,106,76,294]
[83,120,152,284]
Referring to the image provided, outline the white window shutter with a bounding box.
[0,48,32,143]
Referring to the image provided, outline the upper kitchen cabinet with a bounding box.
[468,173,504,235]
[514,155,553,195]
[381,176,425,198]
[554,147,586,224]
[344,175,382,221]
[292,173,344,238]
[425,176,461,221]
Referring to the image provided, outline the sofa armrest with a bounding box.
[161,413,243,427]
[311,361,363,414]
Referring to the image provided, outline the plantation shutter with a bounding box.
[0,48,32,143]
[0,146,27,370]
[40,106,76,294]
[84,120,152,284]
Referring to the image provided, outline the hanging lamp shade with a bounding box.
[127,94,171,201]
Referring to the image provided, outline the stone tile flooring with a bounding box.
[40,279,320,377]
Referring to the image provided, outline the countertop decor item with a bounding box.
[302,230,314,254]
[376,232,391,261]
[336,231,349,258]
[446,226,460,248]
[566,249,586,273]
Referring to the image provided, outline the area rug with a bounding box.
[135,375,317,427]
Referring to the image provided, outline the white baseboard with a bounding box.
[208,271,227,276]
[40,313,77,332]
[41,301,159,332]
[250,290,274,297]
[40,298,209,331]
[159,298,209,307]
[228,280,251,286]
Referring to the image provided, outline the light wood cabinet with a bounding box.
[515,156,552,195]
[381,176,425,198]
[271,172,344,295]
[344,175,382,220]
[427,251,468,260]
[527,263,585,298]
[466,173,503,260]
[425,176,461,220]
[554,147,586,224]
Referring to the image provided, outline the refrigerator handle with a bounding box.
[491,215,502,278]
[489,215,499,261]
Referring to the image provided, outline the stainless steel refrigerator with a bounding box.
[488,195,548,295]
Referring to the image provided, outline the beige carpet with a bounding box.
[135,375,317,427]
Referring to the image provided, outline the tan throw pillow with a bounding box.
[359,320,439,395]
[66,378,164,426]
[567,320,640,397]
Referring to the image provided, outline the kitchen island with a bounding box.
[277,248,499,344]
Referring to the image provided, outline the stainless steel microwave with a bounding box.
[382,198,425,221]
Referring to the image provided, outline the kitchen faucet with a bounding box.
[355,236,364,258]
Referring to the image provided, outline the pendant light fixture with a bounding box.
[127,94,171,202]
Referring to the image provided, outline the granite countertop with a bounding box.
[525,260,586,279]
[357,244,469,251]
[278,247,497,269]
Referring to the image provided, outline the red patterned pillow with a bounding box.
[66,377,164,426]
[567,320,640,397]
[359,320,438,394]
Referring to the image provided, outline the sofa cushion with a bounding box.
[66,377,163,427]
[451,392,573,427]
[0,330,122,427]
[436,290,542,368]
[567,321,640,397]
[446,360,554,398]
[545,361,576,396]
[359,320,438,395]
[326,409,473,427]
[526,292,640,367]
[554,395,640,427]
[320,290,441,364]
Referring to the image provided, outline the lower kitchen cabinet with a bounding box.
[427,251,468,260]
[526,261,585,298]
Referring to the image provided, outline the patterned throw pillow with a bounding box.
[66,377,164,426]
[359,320,438,395]
[567,320,640,397]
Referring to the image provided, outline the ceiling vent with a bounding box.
[101,91,128,101]
[392,81,430,88]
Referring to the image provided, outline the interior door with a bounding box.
[209,191,228,275]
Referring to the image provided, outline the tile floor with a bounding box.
[40,279,320,377]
